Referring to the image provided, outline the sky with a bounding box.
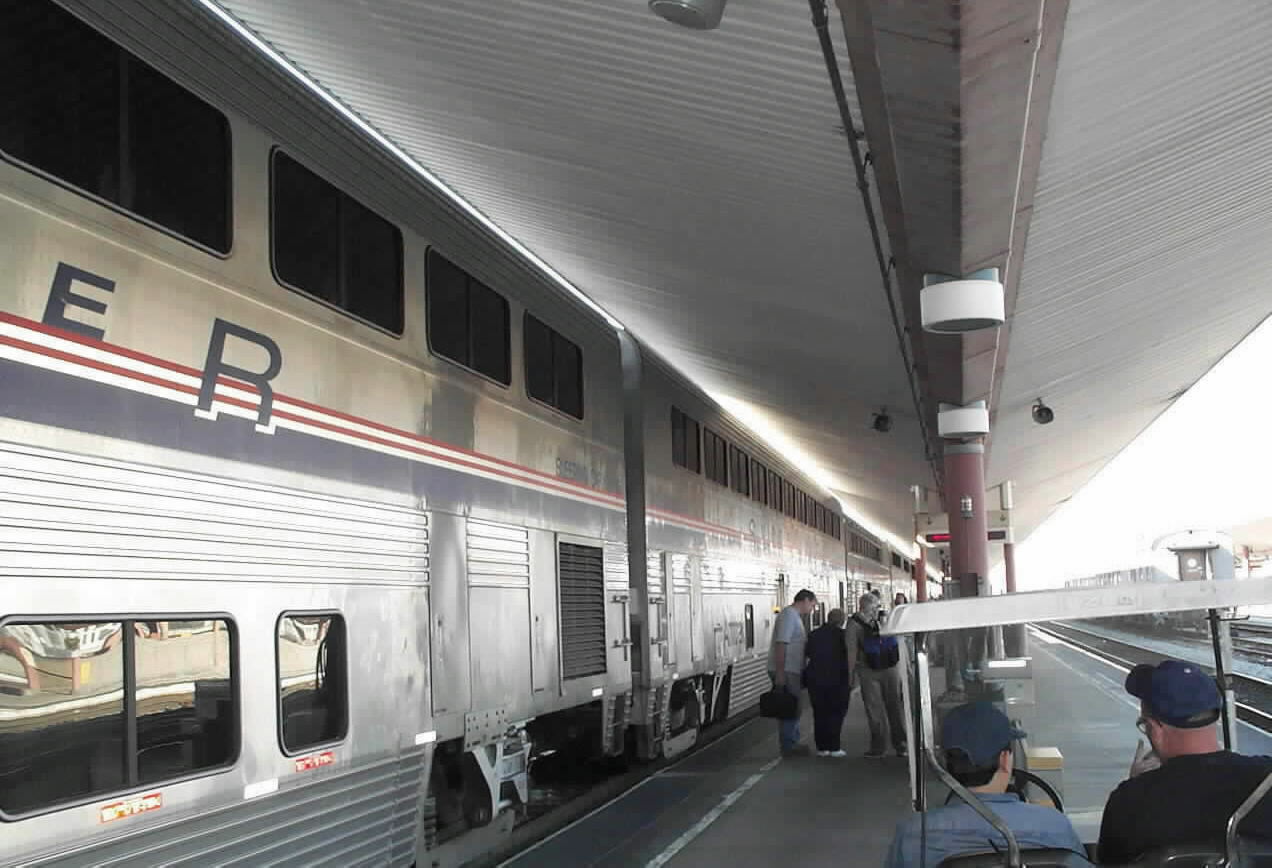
[1000,314,1272,590]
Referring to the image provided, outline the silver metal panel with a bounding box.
[884,575,1272,635]
[528,530,559,697]
[468,587,532,715]
[428,513,470,722]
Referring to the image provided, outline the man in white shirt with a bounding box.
[767,588,817,756]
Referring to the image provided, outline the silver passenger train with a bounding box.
[0,2,911,865]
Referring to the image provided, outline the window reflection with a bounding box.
[278,614,347,752]
[135,620,234,784]
[0,622,125,815]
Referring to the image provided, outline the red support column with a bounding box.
[943,442,989,598]
[915,542,928,602]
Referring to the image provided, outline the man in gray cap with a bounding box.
[884,701,1085,868]
[1098,659,1272,863]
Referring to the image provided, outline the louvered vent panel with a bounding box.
[559,542,607,680]
[647,551,665,595]
[670,554,692,593]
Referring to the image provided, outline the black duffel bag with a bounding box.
[759,687,798,720]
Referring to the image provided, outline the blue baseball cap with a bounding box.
[942,701,1026,766]
[1125,660,1221,728]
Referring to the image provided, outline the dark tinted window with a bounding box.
[0,1,231,253]
[751,459,767,505]
[768,470,782,512]
[704,429,728,487]
[524,314,584,419]
[744,604,755,649]
[0,619,235,816]
[671,407,701,473]
[426,250,511,384]
[730,446,750,497]
[278,614,347,753]
[273,152,403,333]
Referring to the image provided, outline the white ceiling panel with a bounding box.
[215,0,931,537]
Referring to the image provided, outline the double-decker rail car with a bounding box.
[0,2,890,866]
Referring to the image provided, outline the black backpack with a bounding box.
[854,614,899,670]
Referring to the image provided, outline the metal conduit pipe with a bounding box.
[808,0,939,481]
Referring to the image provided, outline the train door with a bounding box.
[689,554,703,663]
[648,551,669,674]
[670,553,694,669]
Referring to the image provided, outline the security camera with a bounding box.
[1031,399,1054,425]
[872,409,892,433]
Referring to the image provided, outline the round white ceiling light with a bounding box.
[920,278,1005,333]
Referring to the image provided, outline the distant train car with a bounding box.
[1064,565,1201,630]
[0,2,891,866]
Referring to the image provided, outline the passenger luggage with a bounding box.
[854,614,900,670]
[759,687,799,719]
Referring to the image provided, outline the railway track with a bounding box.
[1032,621,1272,732]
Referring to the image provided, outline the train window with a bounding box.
[0,1,232,254]
[782,480,795,518]
[426,250,511,384]
[703,429,728,487]
[524,313,584,419]
[744,604,755,650]
[671,407,701,473]
[750,459,767,505]
[768,470,782,512]
[730,446,750,497]
[273,152,404,334]
[277,613,348,754]
[0,618,236,817]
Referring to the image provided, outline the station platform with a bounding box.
[503,626,1272,867]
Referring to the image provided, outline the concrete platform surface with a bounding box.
[504,687,911,868]
[505,627,1272,866]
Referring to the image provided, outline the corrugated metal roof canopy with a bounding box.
[215,0,930,540]
[989,0,1272,540]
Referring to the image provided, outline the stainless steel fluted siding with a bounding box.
[28,752,425,867]
[0,443,429,586]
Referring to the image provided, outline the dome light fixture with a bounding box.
[1032,399,1055,425]
[920,274,1005,333]
[649,0,727,30]
[872,408,892,433]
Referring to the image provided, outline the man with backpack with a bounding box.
[846,593,907,759]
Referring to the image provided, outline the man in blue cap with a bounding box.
[885,701,1086,867]
[1098,659,1272,863]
